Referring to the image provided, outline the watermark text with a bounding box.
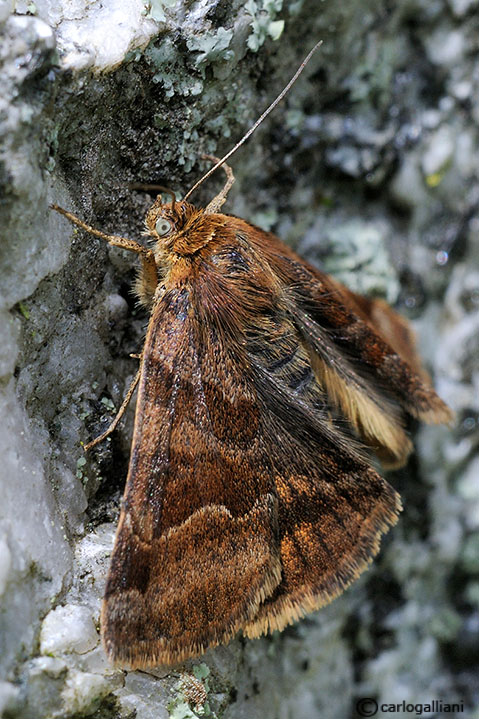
[356,698,465,717]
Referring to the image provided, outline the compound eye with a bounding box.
[155,218,173,236]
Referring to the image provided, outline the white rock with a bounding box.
[0,379,73,672]
[421,109,442,130]
[0,680,20,715]
[0,0,14,23]
[55,0,160,71]
[390,154,428,209]
[40,604,99,656]
[7,15,56,46]
[61,669,111,716]
[29,655,68,678]
[457,457,479,529]
[421,125,455,177]
[425,29,465,66]
[451,79,472,101]
[117,672,171,719]
[79,645,122,677]
[0,310,20,378]
[0,535,12,596]
[447,0,478,16]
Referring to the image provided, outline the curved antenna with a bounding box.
[182,40,322,203]
[129,183,176,210]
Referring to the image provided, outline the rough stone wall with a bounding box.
[0,0,478,717]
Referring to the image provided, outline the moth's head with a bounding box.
[144,195,202,249]
[141,157,234,257]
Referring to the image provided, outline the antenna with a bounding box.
[182,40,323,203]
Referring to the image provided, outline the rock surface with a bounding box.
[1,0,478,717]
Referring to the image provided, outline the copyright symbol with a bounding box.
[356,698,378,717]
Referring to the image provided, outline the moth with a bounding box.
[51,45,452,669]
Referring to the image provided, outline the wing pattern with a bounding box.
[101,217,450,668]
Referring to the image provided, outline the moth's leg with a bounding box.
[51,204,151,448]
[84,368,141,452]
[50,204,158,290]
[203,155,235,214]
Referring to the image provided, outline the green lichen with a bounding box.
[319,221,400,303]
[144,0,177,23]
[186,28,234,67]
[288,0,305,15]
[424,164,451,188]
[344,38,401,108]
[465,582,479,607]
[18,300,30,320]
[427,608,462,642]
[100,396,115,411]
[245,0,285,51]
[144,37,204,98]
[132,26,255,173]
[284,107,305,131]
[461,534,479,574]
[250,207,278,231]
[76,455,87,481]
[159,80,238,171]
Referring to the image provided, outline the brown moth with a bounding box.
[51,44,452,669]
